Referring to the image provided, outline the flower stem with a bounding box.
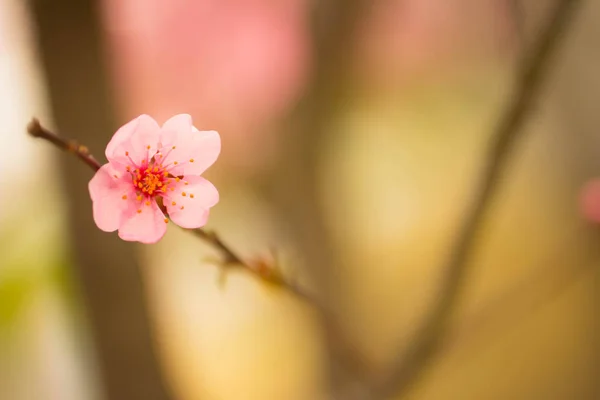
[26,119,310,299]
[27,118,372,381]
[26,119,250,266]
[28,118,102,171]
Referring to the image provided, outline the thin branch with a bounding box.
[27,119,251,260]
[369,1,584,398]
[191,228,247,266]
[28,121,258,269]
[28,118,102,170]
[27,121,289,287]
[27,117,373,383]
[27,119,371,369]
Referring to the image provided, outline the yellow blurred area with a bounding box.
[1,1,599,400]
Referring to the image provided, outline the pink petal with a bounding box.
[580,179,600,223]
[118,202,168,244]
[89,164,134,232]
[106,115,161,166]
[157,115,220,176]
[105,117,140,160]
[161,114,193,142]
[157,114,194,175]
[164,176,219,229]
[185,128,221,176]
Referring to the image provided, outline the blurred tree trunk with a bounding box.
[28,1,173,399]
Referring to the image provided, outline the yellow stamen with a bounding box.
[181,192,186,197]
[164,218,169,223]
[137,209,142,214]
[145,201,150,206]
[122,195,127,200]
[189,158,194,162]
[171,201,176,206]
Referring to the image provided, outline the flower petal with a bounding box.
[161,114,193,143]
[157,115,220,176]
[118,202,168,244]
[89,164,134,232]
[164,176,219,229]
[157,114,194,175]
[184,128,221,176]
[107,115,161,167]
[105,117,140,161]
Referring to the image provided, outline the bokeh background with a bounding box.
[1,1,600,399]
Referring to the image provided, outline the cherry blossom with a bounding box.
[89,114,220,243]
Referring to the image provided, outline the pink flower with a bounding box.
[89,114,220,243]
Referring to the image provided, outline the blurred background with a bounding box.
[1,0,599,399]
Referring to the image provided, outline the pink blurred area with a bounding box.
[100,0,517,169]
[356,0,517,88]
[100,0,312,171]
[580,179,600,224]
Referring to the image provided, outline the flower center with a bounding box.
[132,164,168,197]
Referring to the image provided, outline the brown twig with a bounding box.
[28,118,102,171]
[27,117,373,384]
[26,118,373,380]
[191,228,247,266]
[27,119,310,296]
[369,1,584,398]
[27,119,253,263]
